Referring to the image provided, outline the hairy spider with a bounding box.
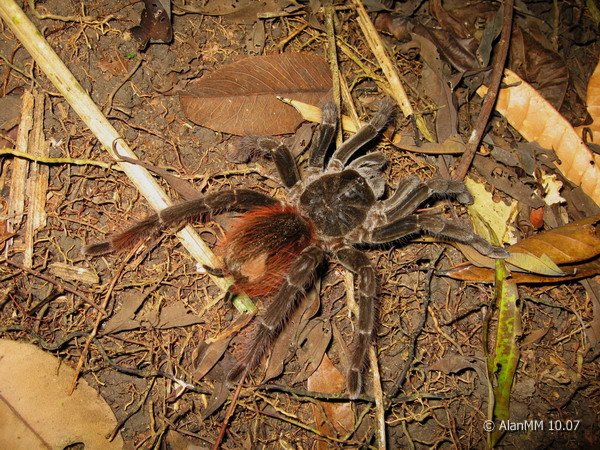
[85,100,508,398]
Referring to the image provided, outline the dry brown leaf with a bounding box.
[177,0,292,24]
[292,318,332,383]
[428,352,487,381]
[307,354,354,444]
[0,339,123,449]
[100,292,146,335]
[478,69,600,205]
[445,214,600,283]
[193,313,254,382]
[509,214,600,264]
[575,59,600,144]
[180,53,332,136]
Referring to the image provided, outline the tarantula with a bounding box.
[85,100,508,397]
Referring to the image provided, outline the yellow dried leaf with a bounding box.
[478,69,600,205]
[465,177,518,245]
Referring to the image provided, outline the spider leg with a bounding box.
[368,214,509,259]
[383,177,474,221]
[328,100,395,169]
[308,101,337,168]
[249,137,301,188]
[84,189,279,255]
[335,247,377,399]
[227,246,325,383]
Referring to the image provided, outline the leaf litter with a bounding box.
[0,0,599,448]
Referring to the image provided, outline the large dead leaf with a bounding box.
[575,58,600,144]
[180,53,332,136]
[0,339,123,449]
[478,69,600,205]
[446,214,600,283]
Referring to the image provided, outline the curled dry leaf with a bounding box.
[478,69,600,205]
[0,339,123,449]
[180,53,332,136]
[446,214,600,283]
[575,59,600,144]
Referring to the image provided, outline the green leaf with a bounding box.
[505,251,565,276]
[488,260,522,447]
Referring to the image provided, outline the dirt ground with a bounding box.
[1,0,599,448]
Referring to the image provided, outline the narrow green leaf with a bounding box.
[488,260,522,447]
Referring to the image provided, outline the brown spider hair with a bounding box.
[217,204,316,298]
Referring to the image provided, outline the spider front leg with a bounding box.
[246,137,301,188]
[336,247,377,399]
[383,176,474,222]
[227,246,325,383]
[328,100,396,169]
[84,189,279,255]
[308,101,337,169]
[368,214,509,258]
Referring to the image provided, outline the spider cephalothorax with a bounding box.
[85,100,508,397]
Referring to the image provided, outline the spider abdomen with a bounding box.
[300,170,376,237]
[219,204,316,297]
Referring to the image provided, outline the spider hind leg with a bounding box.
[83,189,278,256]
[227,246,325,384]
[336,247,377,399]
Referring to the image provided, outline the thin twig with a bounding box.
[103,57,144,115]
[212,367,249,449]
[259,383,374,402]
[27,0,114,26]
[452,0,514,180]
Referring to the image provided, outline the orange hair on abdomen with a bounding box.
[218,204,316,298]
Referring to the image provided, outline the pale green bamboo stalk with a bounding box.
[0,0,254,311]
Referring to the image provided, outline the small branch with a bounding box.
[212,367,249,450]
[452,0,514,180]
[103,57,144,115]
[259,383,374,402]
